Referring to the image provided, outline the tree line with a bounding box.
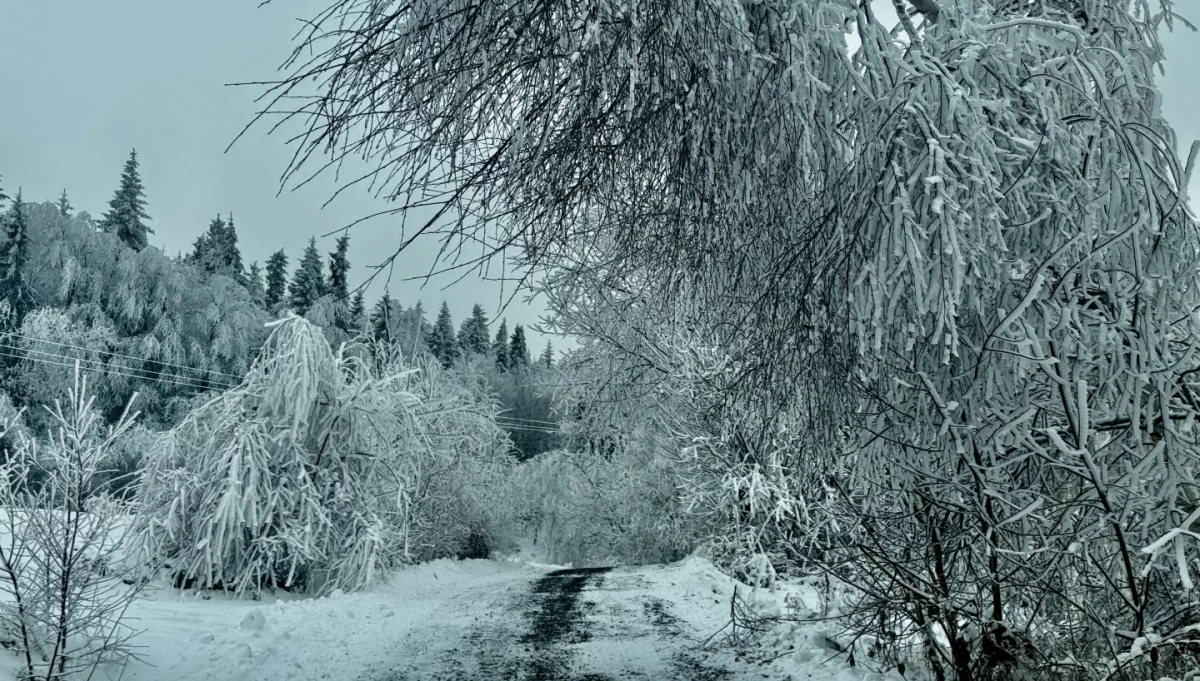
[0,151,560,458]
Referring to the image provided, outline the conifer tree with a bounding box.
[0,189,30,324]
[493,319,509,371]
[0,178,7,208]
[56,189,72,218]
[427,301,459,368]
[223,213,245,284]
[509,325,529,368]
[289,237,327,316]
[99,149,153,251]
[370,292,394,343]
[246,261,266,307]
[328,234,350,302]
[192,214,246,284]
[412,300,430,344]
[457,304,490,356]
[190,215,221,273]
[349,290,367,333]
[539,341,554,369]
[188,232,208,266]
[264,249,289,309]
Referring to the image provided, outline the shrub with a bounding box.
[133,315,509,596]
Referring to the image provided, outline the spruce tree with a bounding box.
[427,301,459,368]
[264,249,289,309]
[189,215,222,272]
[192,214,246,283]
[509,325,529,368]
[223,213,246,284]
[412,300,430,344]
[0,189,30,325]
[328,234,350,302]
[457,304,490,355]
[289,237,326,315]
[493,319,509,371]
[349,290,367,332]
[246,261,266,307]
[99,149,153,251]
[56,189,73,218]
[188,232,209,266]
[0,177,7,207]
[370,293,394,343]
[540,341,554,369]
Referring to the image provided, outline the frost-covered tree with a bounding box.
[492,319,508,371]
[369,293,395,343]
[55,189,72,218]
[98,149,152,251]
[427,301,458,368]
[246,261,265,307]
[508,325,529,369]
[220,213,245,284]
[264,249,288,309]
[288,237,325,315]
[457,304,490,356]
[191,214,245,284]
[15,201,269,431]
[5,308,118,433]
[0,367,144,680]
[349,290,366,332]
[0,189,32,324]
[259,1,1200,677]
[327,234,350,302]
[325,234,354,334]
[539,341,554,369]
[134,315,510,595]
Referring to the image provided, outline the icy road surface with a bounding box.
[117,557,876,681]
[369,565,732,680]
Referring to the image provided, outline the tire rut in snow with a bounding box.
[520,567,613,680]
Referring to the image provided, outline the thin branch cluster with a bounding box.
[133,315,511,595]
[259,0,1200,678]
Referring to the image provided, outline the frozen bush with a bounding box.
[0,365,143,681]
[133,315,510,596]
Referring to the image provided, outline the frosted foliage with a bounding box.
[511,443,696,567]
[265,0,1200,675]
[0,368,142,681]
[798,5,1200,677]
[134,316,509,595]
[8,309,118,429]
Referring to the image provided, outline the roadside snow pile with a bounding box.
[120,559,535,681]
[645,557,903,681]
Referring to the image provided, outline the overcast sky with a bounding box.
[0,0,557,350]
[1,2,1198,352]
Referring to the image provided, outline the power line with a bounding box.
[495,416,561,427]
[0,348,232,394]
[0,332,247,383]
[0,341,239,391]
[1,340,564,432]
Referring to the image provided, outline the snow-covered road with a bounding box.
[113,557,872,681]
[369,565,733,680]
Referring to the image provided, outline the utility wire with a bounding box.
[0,341,238,389]
[1,341,564,431]
[0,348,232,393]
[0,332,248,383]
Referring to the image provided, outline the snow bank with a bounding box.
[120,559,536,681]
[633,557,902,681]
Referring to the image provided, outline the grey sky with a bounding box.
[1,2,1198,352]
[0,0,556,351]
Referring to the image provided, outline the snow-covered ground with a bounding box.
[50,552,898,681]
